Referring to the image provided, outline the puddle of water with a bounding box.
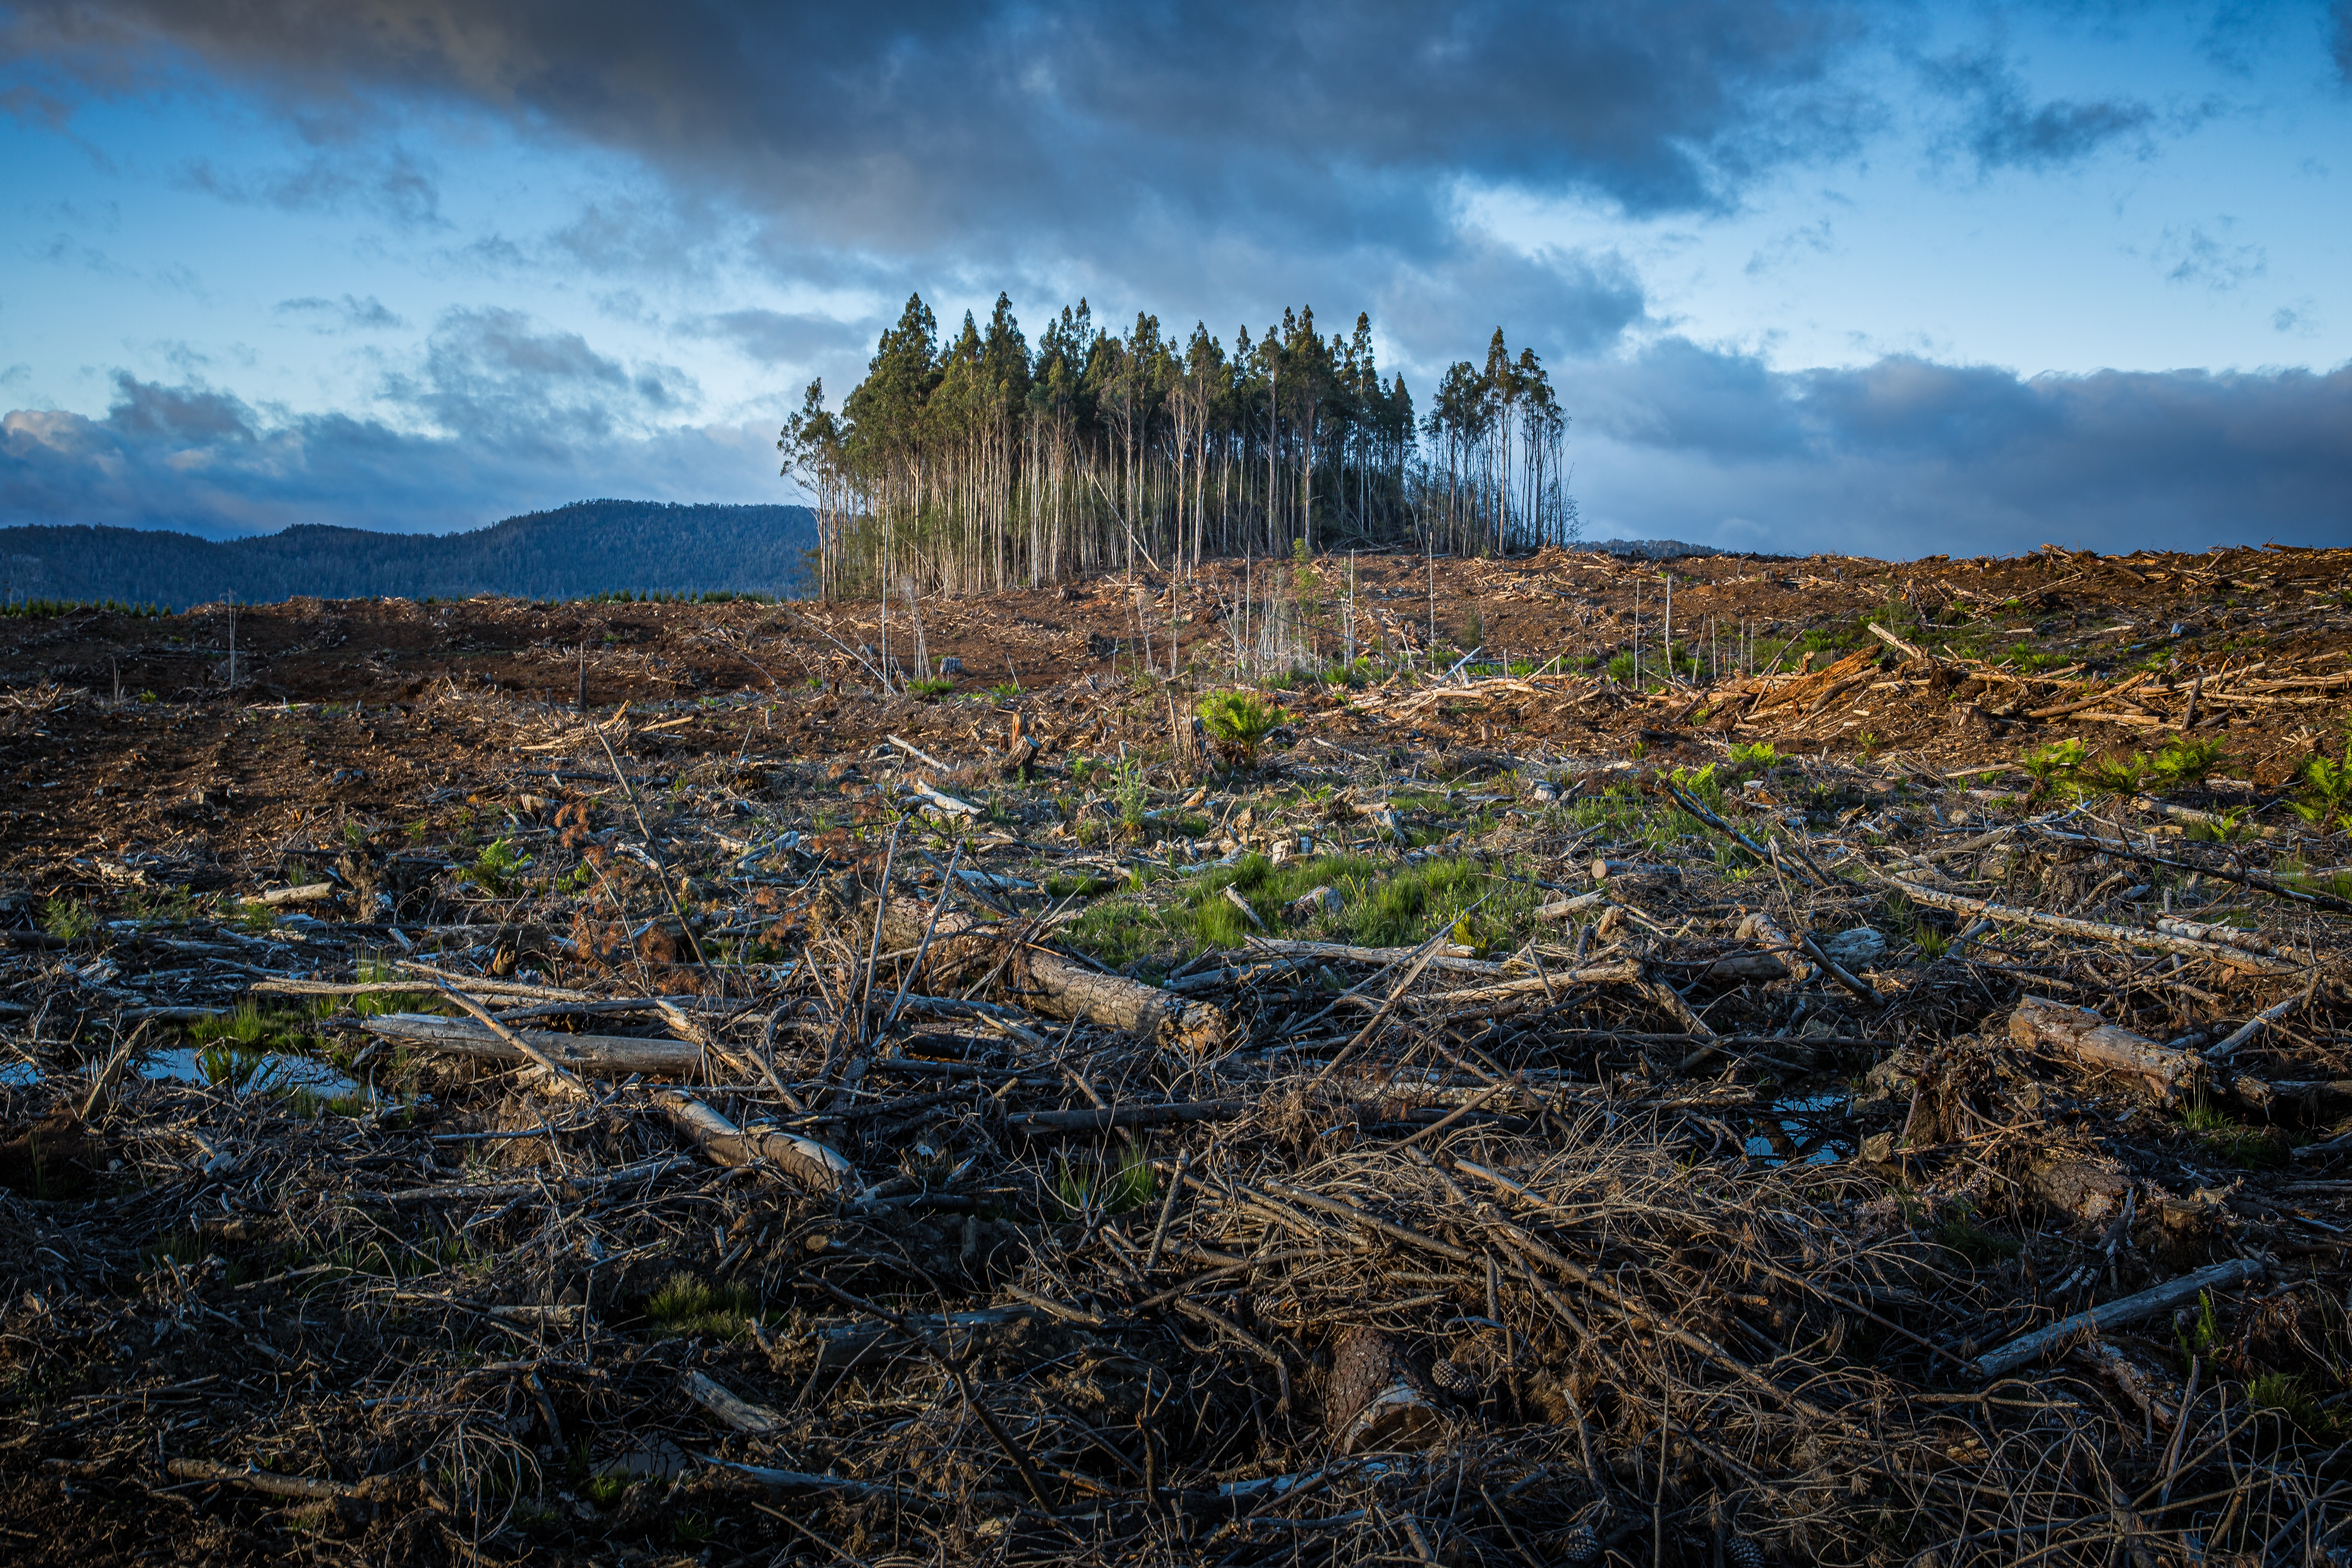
[1747,1089,1855,1165]
[141,1045,363,1100]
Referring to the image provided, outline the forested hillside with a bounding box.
[780,295,1577,599]
[0,501,813,610]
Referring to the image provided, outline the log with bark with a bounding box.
[871,900,1229,1054]
[1323,1326,1447,1455]
[652,1087,856,1193]
[2008,997,2203,1105]
[362,1013,701,1076]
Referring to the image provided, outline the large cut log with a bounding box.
[874,900,1227,1054]
[362,1013,700,1076]
[652,1087,856,1193]
[2008,997,2203,1105]
[1323,1326,1446,1454]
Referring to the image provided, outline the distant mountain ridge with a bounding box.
[0,500,815,609]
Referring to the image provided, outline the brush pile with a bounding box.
[2,631,2351,1565]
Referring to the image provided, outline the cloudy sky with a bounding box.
[2,0,2347,556]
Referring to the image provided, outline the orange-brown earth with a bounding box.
[3,542,2345,888]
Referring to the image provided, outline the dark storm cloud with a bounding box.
[0,0,1874,261]
[1577,345,2352,556]
[1919,48,2157,172]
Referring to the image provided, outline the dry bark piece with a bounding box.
[2008,997,2203,1105]
[1324,1326,1446,1454]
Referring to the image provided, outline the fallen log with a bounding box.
[906,778,980,817]
[1004,1099,1242,1135]
[2207,993,2306,1062]
[2026,672,2150,720]
[1965,1258,2265,1380]
[1592,858,1680,880]
[652,1088,856,1193]
[1871,869,2307,974]
[166,1457,364,1501]
[376,1153,694,1206]
[873,900,1228,1054]
[1243,937,1482,969]
[362,1013,701,1076]
[1868,622,1931,663]
[251,883,336,906]
[2154,916,2294,958]
[2009,997,2203,1104]
[698,1457,915,1500]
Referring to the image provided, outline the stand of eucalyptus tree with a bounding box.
[778,293,1575,602]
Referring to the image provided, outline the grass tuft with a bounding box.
[644,1273,759,1339]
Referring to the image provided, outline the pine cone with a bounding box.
[1428,1356,1481,1397]
[1557,1523,1601,1565]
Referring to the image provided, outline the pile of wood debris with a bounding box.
[0,545,2347,1565]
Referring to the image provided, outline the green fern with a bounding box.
[1196,691,1286,766]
